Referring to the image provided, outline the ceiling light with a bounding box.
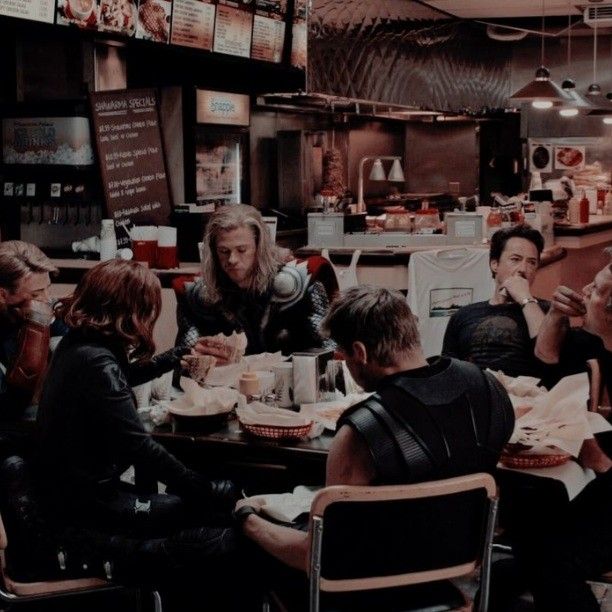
[509,1,569,106]
[587,83,602,97]
[532,100,554,109]
[559,108,579,117]
[603,117,612,124]
[562,0,576,91]
[562,78,576,90]
[586,7,602,96]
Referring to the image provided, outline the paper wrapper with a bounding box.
[205,352,287,388]
[300,392,373,431]
[243,486,319,523]
[184,354,216,386]
[207,331,248,363]
[490,371,612,458]
[169,377,243,416]
[237,401,312,427]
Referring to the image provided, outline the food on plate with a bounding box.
[556,147,584,168]
[531,145,550,170]
[100,0,135,31]
[139,0,168,41]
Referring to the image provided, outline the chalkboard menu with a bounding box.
[90,88,172,241]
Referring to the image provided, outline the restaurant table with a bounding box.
[153,417,334,494]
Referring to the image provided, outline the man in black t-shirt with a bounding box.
[442,225,560,384]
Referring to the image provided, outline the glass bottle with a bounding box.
[486,206,502,239]
[100,219,117,261]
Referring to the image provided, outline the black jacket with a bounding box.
[34,329,207,512]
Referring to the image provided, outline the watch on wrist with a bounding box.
[232,505,259,525]
[520,297,538,308]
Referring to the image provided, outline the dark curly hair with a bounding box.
[489,224,544,265]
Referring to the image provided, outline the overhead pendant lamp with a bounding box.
[509,0,570,108]
[586,8,602,97]
[561,0,575,91]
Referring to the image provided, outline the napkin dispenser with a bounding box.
[292,348,335,405]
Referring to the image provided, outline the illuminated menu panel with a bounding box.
[213,2,253,58]
[251,0,286,63]
[0,0,55,23]
[170,0,215,50]
[291,0,307,69]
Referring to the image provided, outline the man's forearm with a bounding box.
[534,311,568,363]
[242,514,309,572]
[521,301,546,338]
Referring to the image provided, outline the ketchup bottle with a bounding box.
[579,191,590,224]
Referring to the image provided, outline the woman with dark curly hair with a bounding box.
[33,260,246,605]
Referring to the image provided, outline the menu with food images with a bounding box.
[213,1,253,58]
[170,0,215,50]
[251,0,286,62]
[554,146,586,171]
[56,0,100,30]
[135,0,172,43]
[90,89,172,240]
[98,0,138,35]
[0,0,55,23]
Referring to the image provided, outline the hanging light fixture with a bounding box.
[509,0,570,108]
[562,0,575,90]
[586,7,602,97]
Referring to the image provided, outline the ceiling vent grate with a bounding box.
[584,4,612,28]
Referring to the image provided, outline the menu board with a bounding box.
[0,0,55,23]
[213,1,253,58]
[135,0,172,43]
[251,0,286,63]
[170,0,215,50]
[90,89,172,239]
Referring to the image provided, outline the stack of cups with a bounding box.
[156,226,178,269]
[131,226,158,268]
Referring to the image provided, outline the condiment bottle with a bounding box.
[486,206,502,239]
[604,190,612,216]
[568,196,581,224]
[579,190,590,224]
[239,371,260,401]
[100,219,117,261]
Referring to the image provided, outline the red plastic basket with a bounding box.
[240,421,312,440]
[500,452,570,469]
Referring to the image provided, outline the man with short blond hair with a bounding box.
[0,240,59,414]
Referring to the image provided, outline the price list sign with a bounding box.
[171,0,215,50]
[0,0,54,23]
[251,0,286,63]
[90,89,172,240]
[213,0,253,58]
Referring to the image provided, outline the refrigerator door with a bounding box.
[195,129,249,206]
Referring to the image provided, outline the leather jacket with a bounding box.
[35,329,207,517]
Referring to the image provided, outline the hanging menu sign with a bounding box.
[213,0,253,58]
[1,0,55,23]
[170,0,215,50]
[90,88,172,240]
[290,0,307,69]
[251,0,286,63]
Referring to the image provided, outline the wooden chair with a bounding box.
[270,473,498,612]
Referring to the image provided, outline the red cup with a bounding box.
[155,245,178,269]
[132,240,157,267]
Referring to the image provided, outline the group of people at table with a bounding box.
[0,203,610,611]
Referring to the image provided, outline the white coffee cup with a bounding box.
[254,370,275,395]
[272,363,293,408]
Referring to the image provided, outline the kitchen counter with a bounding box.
[553,215,612,249]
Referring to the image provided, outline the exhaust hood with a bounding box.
[256,91,447,121]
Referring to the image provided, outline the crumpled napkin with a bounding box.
[244,486,320,523]
[237,402,315,437]
[300,393,373,431]
[205,352,286,388]
[486,370,547,408]
[490,371,612,457]
[168,377,243,416]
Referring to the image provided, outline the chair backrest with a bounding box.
[586,358,603,412]
[307,473,497,595]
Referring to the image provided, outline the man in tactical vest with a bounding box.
[233,286,514,571]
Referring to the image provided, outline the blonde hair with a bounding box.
[200,204,286,303]
[0,240,57,291]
